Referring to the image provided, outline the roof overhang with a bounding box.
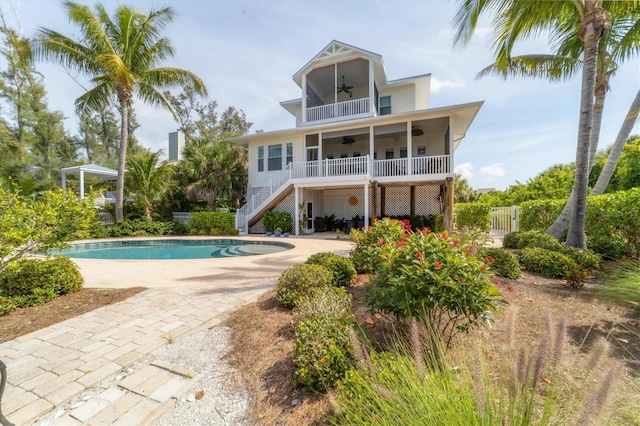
[61,164,118,180]
[231,101,484,149]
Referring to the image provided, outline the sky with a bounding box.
[2,0,639,191]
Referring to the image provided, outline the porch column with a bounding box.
[79,170,85,199]
[318,132,323,177]
[369,125,374,177]
[410,186,415,216]
[381,186,386,217]
[448,116,454,174]
[372,182,378,221]
[302,73,307,124]
[443,178,454,231]
[364,182,369,230]
[407,121,412,175]
[61,171,67,190]
[368,60,375,114]
[294,185,300,237]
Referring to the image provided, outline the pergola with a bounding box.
[61,164,118,199]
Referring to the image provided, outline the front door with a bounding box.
[307,202,313,231]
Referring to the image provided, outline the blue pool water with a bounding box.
[52,239,293,260]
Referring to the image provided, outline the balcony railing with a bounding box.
[306,98,369,123]
[235,154,451,231]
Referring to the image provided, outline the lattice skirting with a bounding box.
[248,184,442,233]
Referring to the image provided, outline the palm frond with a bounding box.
[477,54,580,81]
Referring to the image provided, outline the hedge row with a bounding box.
[189,212,238,235]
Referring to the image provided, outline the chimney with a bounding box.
[168,130,185,161]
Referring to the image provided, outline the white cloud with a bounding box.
[480,163,506,179]
[430,77,466,93]
[455,162,474,179]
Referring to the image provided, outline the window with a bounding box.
[258,146,264,172]
[286,142,293,165]
[268,144,282,171]
[400,149,407,158]
[379,96,391,115]
[326,154,334,160]
[417,145,426,157]
[385,149,394,160]
[352,151,361,157]
[340,153,348,159]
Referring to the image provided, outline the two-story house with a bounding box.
[232,40,482,235]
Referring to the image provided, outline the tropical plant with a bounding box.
[34,2,207,222]
[453,0,640,248]
[125,150,174,221]
[305,252,357,287]
[276,263,334,309]
[178,137,247,210]
[349,218,406,274]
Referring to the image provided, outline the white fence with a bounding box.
[490,206,519,236]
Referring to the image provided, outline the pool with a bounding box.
[52,239,294,260]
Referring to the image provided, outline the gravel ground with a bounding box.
[155,325,250,426]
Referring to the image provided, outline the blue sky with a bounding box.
[3,0,639,190]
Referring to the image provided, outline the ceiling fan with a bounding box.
[337,76,353,98]
[341,136,356,145]
[411,127,424,137]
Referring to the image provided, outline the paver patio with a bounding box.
[0,235,353,425]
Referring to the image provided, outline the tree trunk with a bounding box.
[566,1,603,249]
[546,89,606,239]
[591,89,640,194]
[115,99,129,223]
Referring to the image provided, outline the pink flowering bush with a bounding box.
[349,218,406,274]
[369,230,504,346]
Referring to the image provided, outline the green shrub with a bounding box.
[478,247,521,279]
[349,218,405,274]
[305,252,356,287]
[519,199,565,232]
[369,230,504,344]
[585,188,640,259]
[88,221,110,238]
[293,286,353,325]
[276,263,333,309]
[293,315,353,392]
[560,246,601,270]
[518,247,576,278]
[454,203,491,231]
[264,210,293,233]
[564,264,589,289]
[519,230,563,250]
[502,231,522,249]
[189,212,236,235]
[0,257,83,314]
[167,221,189,235]
[109,218,169,237]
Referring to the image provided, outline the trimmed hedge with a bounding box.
[503,230,563,251]
[454,203,491,231]
[518,247,576,278]
[276,264,334,309]
[519,199,565,232]
[305,252,357,287]
[478,247,521,279]
[190,212,238,235]
[0,257,83,315]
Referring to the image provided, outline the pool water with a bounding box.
[52,239,293,260]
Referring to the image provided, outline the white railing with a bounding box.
[412,155,450,175]
[373,158,407,177]
[236,154,450,230]
[324,156,369,176]
[306,98,369,122]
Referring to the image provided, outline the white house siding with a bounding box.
[414,78,431,110]
[248,134,304,188]
[380,85,415,115]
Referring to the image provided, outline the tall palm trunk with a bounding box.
[546,88,606,239]
[565,1,607,248]
[115,87,131,223]
[591,89,640,194]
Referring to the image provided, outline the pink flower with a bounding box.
[435,262,443,270]
[507,285,515,293]
[417,252,424,263]
[377,238,384,246]
[484,256,494,264]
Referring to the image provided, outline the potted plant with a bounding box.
[274,227,282,237]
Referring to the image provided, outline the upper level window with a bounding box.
[258,146,264,172]
[379,96,391,115]
[286,142,293,165]
[268,144,282,171]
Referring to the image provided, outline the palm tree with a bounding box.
[179,137,247,211]
[33,2,207,222]
[125,150,174,221]
[472,5,640,239]
[452,0,629,248]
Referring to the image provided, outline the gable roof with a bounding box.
[292,40,387,87]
